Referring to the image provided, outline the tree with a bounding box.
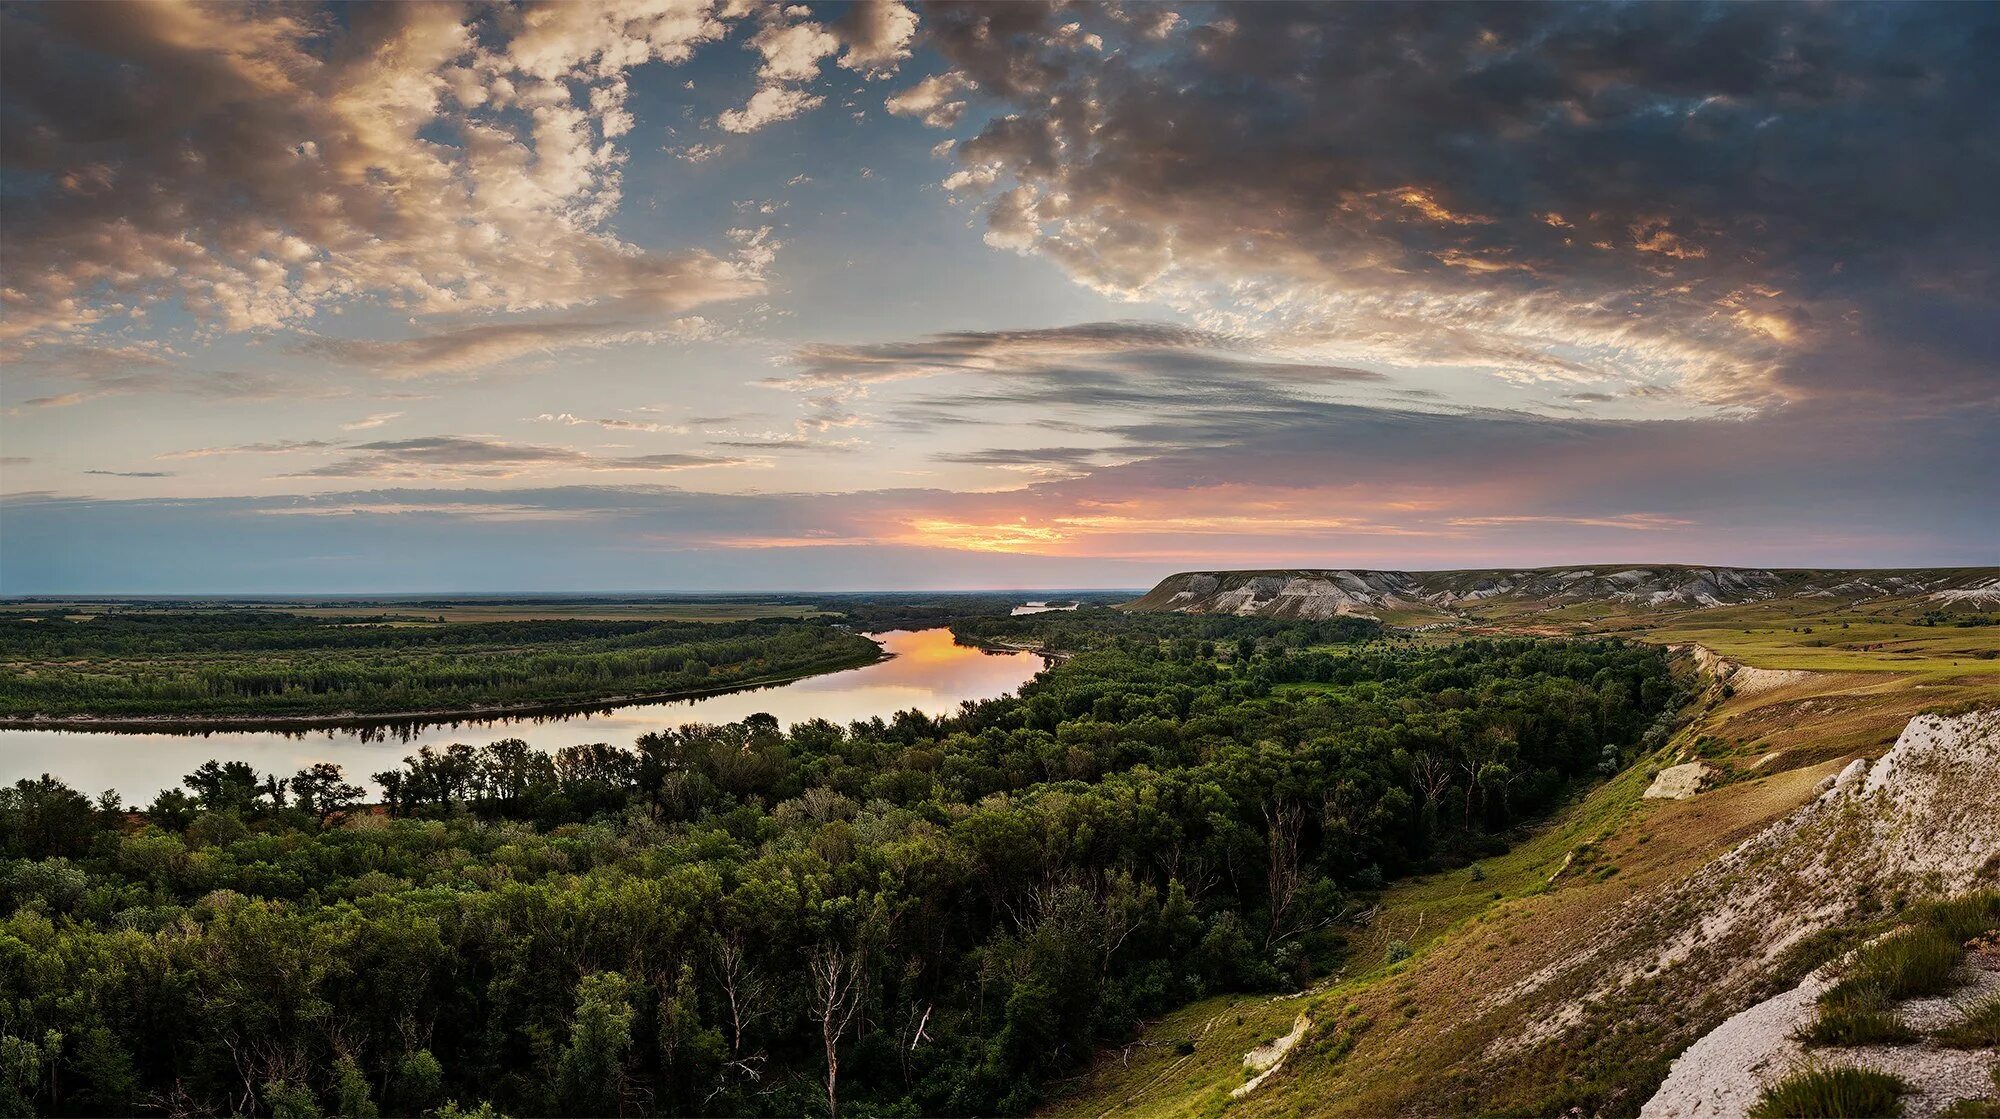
[184,760,261,814]
[331,1055,378,1119]
[289,763,364,827]
[0,776,96,858]
[557,972,635,1118]
[1262,798,1308,947]
[808,942,867,1119]
[711,928,772,1083]
[390,1050,442,1117]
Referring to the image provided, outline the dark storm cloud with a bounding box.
[914,1,2000,406]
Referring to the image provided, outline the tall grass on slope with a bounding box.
[1918,892,2000,945]
[1797,892,2000,1049]
[1795,990,1918,1047]
[1934,994,2000,1049]
[1748,1064,1908,1119]
[1836,926,1966,1001]
[1798,927,1962,1047]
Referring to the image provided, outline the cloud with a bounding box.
[747,18,840,82]
[341,412,405,431]
[532,413,685,435]
[159,440,337,461]
[771,320,1393,451]
[886,73,973,128]
[9,394,1994,593]
[832,2,918,75]
[910,3,2000,409]
[778,321,1242,388]
[717,7,836,134]
[83,469,174,478]
[718,85,825,134]
[715,1,915,136]
[935,446,1117,478]
[287,436,753,480]
[296,315,723,376]
[0,2,761,348]
[2,341,310,409]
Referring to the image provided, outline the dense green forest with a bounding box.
[951,607,1383,653]
[0,614,880,719]
[0,619,1678,1117]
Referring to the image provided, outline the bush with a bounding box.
[1916,891,2000,943]
[1831,926,1963,1003]
[1795,992,1917,1047]
[1748,1064,1907,1118]
[1934,995,2000,1049]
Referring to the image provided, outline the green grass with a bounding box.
[1748,1065,1907,1119]
[1935,995,2000,1049]
[1828,926,1964,1004]
[1915,891,2000,943]
[1801,892,1999,1050]
[1796,992,1918,1047]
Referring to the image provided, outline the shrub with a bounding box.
[1917,891,2000,943]
[1934,995,2000,1049]
[1795,991,1916,1047]
[1748,1064,1907,1119]
[1831,926,1963,1003]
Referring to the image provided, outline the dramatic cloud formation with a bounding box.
[0,1,763,349]
[719,0,914,132]
[915,2,2000,408]
[1,1,1992,591]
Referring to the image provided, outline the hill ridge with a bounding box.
[1126,565,2000,620]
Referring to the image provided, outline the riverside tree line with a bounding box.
[0,614,880,718]
[0,615,1680,1117]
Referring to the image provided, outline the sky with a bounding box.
[1,0,1995,593]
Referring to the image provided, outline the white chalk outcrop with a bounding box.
[1493,709,2000,1071]
[1644,762,1712,800]
[1232,1013,1311,1100]
[1642,953,2000,1119]
[1604,708,2000,1117]
[1128,567,2000,621]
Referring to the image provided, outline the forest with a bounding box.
[0,613,881,719]
[0,617,1681,1117]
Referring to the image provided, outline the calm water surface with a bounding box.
[0,628,1043,800]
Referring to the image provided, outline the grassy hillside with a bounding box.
[1046,600,1999,1118]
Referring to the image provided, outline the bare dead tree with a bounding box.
[1410,751,1454,840]
[1263,799,1306,947]
[808,942,866,1119]
[711,929,772,1069]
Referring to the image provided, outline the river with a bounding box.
[0,628,1044,801]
